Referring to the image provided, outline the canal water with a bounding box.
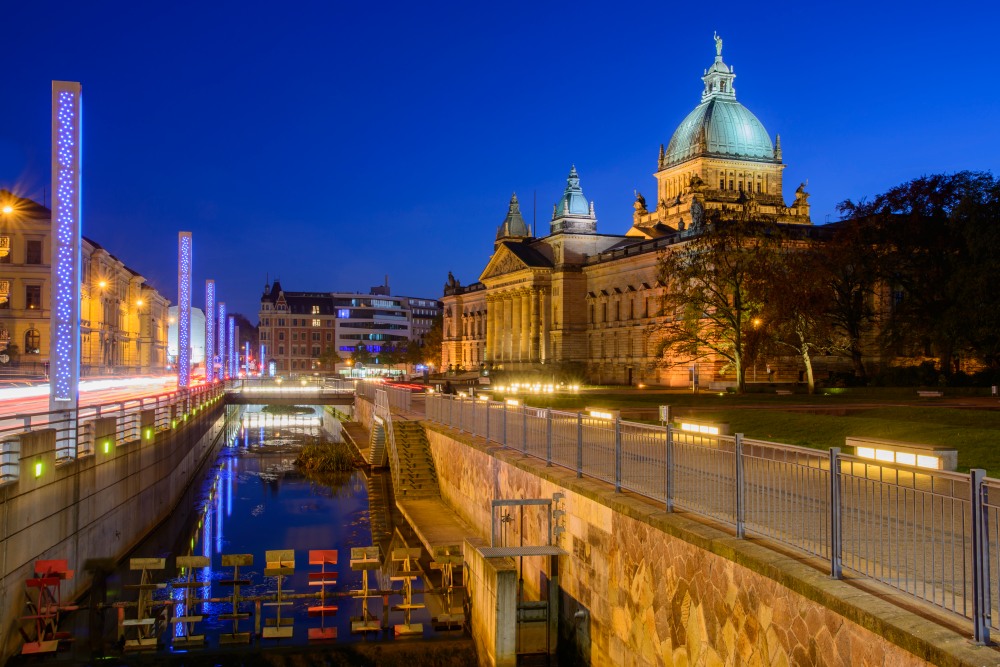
[62,405,468,660]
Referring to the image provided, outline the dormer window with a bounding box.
[720,81,727,93]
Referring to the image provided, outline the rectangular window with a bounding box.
[326,333,332,341]
[756,182,762,193]
[337,308,350,318]
[312,332,320,341]
[719,178,725,190]
[278,331,285,341]
[25,240,42,265]
[311,305,320,314]
[601,303,607,322]
[615,302,620,321]
[278,318,285,326]
[292,332,298,341]
[312,318,320,327]
[312,346,320,356]
[25,284,41,309]
[729,179,734,190]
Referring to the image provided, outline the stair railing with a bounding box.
[375,388,402,490]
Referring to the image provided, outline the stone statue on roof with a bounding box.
[714,31,723,57]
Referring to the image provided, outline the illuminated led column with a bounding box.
[244,341,250,376]
[205,280,216,383]
[259,343,265,377]
[217,301,227,380]
[49,81,82,415]
[227,316,235,380]
[177,232,193,388]
[232,323,240,378]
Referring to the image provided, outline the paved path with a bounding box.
[396,498,477,558]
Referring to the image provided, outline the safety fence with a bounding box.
[425,393,998,643]
[0,383,223,484]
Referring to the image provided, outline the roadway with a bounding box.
[0,375,183,419]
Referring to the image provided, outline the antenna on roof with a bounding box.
[533,190,537,237]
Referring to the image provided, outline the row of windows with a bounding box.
[0,238,43,265]
[274,344,329,357]
[589,297,655,323]
[263,331,333,342]
[0,284,43,310]
[261,317,334,328]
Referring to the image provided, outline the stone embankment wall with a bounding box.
[0,404,226,660]
[425,424,996,667]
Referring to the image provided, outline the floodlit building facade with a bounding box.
[441,38,817,386]
[0,190,170,374]
[258,281,441,374]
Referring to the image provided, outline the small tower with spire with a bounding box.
[495,193,531,246]
[550,166,597,235]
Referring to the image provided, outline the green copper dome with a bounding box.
[663,35,777,166]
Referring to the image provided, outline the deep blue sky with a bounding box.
[2,1,998,318]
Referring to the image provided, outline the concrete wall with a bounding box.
[0,403,226,660]
[355,395,375,432]
[425,424,997,667]
[464,538,517,667]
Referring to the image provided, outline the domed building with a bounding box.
[631,33,810,237]
[441,37,818,386]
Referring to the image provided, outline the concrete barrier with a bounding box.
[464,537,517,667]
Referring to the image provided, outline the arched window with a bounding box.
[24,329,40,354]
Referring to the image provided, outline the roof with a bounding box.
[500,241,552,268]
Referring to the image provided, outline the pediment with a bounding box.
[480,246,531,282]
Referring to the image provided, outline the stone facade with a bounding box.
[424,423,996,666]
[0,190,170,374]
[441,38,820,386]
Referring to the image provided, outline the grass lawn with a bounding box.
[517,390,1000,477]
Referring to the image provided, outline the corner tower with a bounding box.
[550,166,597,234]
[630,34,810,238]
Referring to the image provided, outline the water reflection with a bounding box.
[137,407,456,650]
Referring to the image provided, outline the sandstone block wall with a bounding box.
[425,424,996,667]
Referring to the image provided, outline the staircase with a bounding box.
[390,420,441,499]
[368,418,387,467]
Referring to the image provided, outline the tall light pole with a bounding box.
[50,81,82,419]
[205,280,216,383]
[218,301,227,380]
[177,232,192,389]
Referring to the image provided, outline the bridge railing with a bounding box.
[226,377,355,395]
[0,383,222,486]
[426,393,995,642]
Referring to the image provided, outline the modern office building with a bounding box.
[258,280,441,374]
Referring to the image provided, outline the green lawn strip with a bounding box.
[661,408,1000,477]
[518,393,1000,477]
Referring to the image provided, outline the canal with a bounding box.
[22,405,473,665]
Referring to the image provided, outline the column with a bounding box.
[486,296,496,362]
[540,289,550,362]
[511,291,521,364]
[529,289,540,362]
[519,290,530,361]
[504,294,513,361]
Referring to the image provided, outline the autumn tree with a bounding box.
[656,216,781,393]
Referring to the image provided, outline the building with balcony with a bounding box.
[0,191,170,375]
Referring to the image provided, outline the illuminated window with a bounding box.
[25,285,41,309]
[312,318,320,327]
[24,329,40,354]
[337,308,350,318]
[25,239,42,265]
[312,305,320,314]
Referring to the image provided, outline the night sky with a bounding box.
[2,1,998,318]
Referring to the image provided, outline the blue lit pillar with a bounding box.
[228,317,235,379]
[49,81,82,416]
[217,301,227,380]
[177,232,192,388]
[205,280,215,383]
[244,341,250,377]
[259,343,265,377]
[233,324,240,378]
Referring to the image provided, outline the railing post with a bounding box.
[829,447,843,579]
[735,433,745,539]
[971,468,990,644]
[576,412,583,478]
[545,408,552,466]
[665,424,674,512]
[522,405,528,455]
[614,417,622,492]
[485,401,490,442]
[502,402,507,447]
[457,397,463,434]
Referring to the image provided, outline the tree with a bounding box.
[351,344,372,367]
[316,346,343,372]
[378,343,407,371]
[655,216,780,393]
[760,240,836,393]
[837,171,998,377]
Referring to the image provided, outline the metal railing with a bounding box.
[0,383,222,484]
[426,393,998,643]
[226,377,355,395]
[374,389,400,490]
